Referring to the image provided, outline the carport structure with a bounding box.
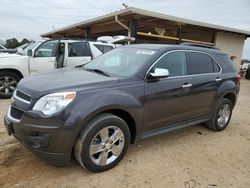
[41,7,250,67]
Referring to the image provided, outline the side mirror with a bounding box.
[150,68,169,79]
[27,49,33,57]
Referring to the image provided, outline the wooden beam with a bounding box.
[137,20,177,30]
[137,31,215,45]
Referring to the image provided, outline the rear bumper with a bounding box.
[4,115,72,166]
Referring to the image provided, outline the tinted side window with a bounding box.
[152,51,188,77]
[94,44,114,53]
[103,45,114,53]
[217,54,236,72]
[189,52,214,74]
[213,60,221,72]
[34,40,58,57]
[68,42,91,57]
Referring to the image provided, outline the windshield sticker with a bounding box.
[136,50,155,55]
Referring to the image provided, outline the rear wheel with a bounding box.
[206,98,233,131]
[0,71,20,99]
[74,113,130,172]
[245,68,250,79]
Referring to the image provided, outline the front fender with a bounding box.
[0,56,29,77]
[63,88,144,149]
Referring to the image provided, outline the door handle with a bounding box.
[182,83,192,88]
[215,78,222,82]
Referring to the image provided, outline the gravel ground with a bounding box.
[0,79,249,188]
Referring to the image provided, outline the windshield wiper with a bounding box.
[84,68,111,77]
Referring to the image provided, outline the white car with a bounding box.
[0,43,17,54]
[0,44,6,50]
[0,39,115,98]
[240,63,250,70]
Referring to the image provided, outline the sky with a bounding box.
[0,0,249,58]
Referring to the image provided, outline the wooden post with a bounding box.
[130,18,137,43]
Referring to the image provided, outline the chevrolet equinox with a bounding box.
[4,44,240,172]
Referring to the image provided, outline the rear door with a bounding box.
[188,51,222,118]
[144,51,194,132]
[66,42,92,67]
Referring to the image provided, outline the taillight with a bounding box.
[236,73,241,83]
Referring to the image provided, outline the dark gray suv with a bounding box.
[4,44,240,172]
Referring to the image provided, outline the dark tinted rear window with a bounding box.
[68,42,91,57]
[213,61,221,72]
[189,52,214,74]
[94,44,114,53]
[217,54,237,72]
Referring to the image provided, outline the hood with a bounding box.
[0,53,22,58]
[17,68,120,98]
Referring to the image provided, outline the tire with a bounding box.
[206,98,233,131]
[74,113,130,172]
[245,68,250,80]
[0,71,21,99]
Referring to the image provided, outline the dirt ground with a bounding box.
[0,80,249,188]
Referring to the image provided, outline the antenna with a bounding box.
[52,25,55,31]
[122,3,128,8]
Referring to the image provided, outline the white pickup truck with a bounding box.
[0,39,115,98]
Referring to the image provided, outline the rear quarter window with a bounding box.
[216,54,237,73]
[94,44,114,53]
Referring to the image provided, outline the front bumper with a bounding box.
[4,111,73,167]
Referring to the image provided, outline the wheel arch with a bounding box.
[77,108,138,144]
[222,92,236,108]
[103,109,137,144]
[0,68,24,79]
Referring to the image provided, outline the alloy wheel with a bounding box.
[89,126,125,166]
[217,103,231,128]
[0,76,17,95]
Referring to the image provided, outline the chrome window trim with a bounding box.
[145,49,223,80]
[13,90,32,104]
[188,50,222,74]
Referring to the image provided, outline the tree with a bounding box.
[5,38,19,49]
[4,38,32,49]
[20,38,29,45]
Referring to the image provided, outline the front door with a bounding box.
[29,40,59,75]
[144,51,193,132]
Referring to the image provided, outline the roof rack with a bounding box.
[49,37,84,41]
[181,42,220,50]
[49,38,109,43]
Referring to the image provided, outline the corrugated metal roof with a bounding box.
[41,6,250,37]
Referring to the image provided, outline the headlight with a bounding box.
[33,92,76,116]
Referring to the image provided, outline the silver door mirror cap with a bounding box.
[150,68,169,78]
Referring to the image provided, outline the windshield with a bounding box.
[84,47,156,77]
[22,42,41,55]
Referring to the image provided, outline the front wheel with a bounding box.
[206,98,233,131]
[0,71,20,99]
[74,113,130,172]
